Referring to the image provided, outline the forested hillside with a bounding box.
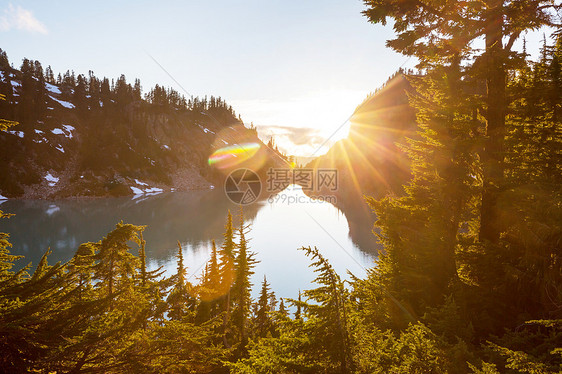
[0,49,283,199]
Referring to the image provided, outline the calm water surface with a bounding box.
[1,185,375,300]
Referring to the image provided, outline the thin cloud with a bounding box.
[0,4,47,34]
[256,125,331,156]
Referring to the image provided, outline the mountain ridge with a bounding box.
[0,51,287,199]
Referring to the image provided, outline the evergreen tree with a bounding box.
[291,246,353,373]
[361,0,562,243]
[231,207,258,351]
[167,241,196,321]
[91,222,143,311]
[73,74,88,113]
[254,276,276,338]
[219,210,236,346]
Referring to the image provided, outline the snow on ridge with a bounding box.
[55,145,65,153]
[145,187,163,193]
[130,186,144,195]
[51,96,75,109]
[45,172,59,187]
[197,123,215,134]
[7,130,24,138]
[45,82,61,95]
[51,125,75,139]
[162,145,170,150]
[0,194,7,200]
[130,183,164,196]
[10,80,21,88]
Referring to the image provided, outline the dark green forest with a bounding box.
[2,0,562,373]
[0,49,277,199]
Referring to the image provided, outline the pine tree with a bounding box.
[277,298,288,319]
[231,207,258,351]
[361,0,562,244]
[0,210,23,285]
[91,222,143,310]
[167,242,196,321]
[295,290,302,320]
[366,62,480,316]
[254,276,276,338]
[68,242,95,300]
[219,210,236,346]
[286,246,353,373]
[74,74,88,113]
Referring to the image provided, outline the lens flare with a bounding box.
[208,142,261,169]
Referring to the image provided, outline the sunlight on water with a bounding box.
[150,185,375,300]
[1,186,375,300]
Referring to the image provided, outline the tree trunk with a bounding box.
[222,290,231,348]
[480,0,506,243]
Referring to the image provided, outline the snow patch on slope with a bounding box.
[130,182,164,196]
[7,130,24,138]
[51,96,75,109]
[197,123,215,134]
[45,172,59,187]
[45,82,61,95]
[52,125,75,139]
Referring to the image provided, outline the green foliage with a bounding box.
[231,207,258,352]
[0,218,237,372]
[167,242,196,321]
[353,323,470,374]
[253,276,277,339]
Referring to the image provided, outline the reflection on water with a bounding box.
[1,186,375,299]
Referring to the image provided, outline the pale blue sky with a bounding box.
[0,1,549,156]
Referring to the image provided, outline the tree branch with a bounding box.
[505,31,521,52]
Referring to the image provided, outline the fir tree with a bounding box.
[361,0,562,244]
[91,222,143,310]
[254,276,276,338]
[231,207,258,351]
[167,241,196,321]
[219,210,236,346]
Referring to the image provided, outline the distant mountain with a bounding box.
[0,51,286,199]
[306,72,417,252]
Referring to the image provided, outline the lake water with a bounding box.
[0,185,375,300]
